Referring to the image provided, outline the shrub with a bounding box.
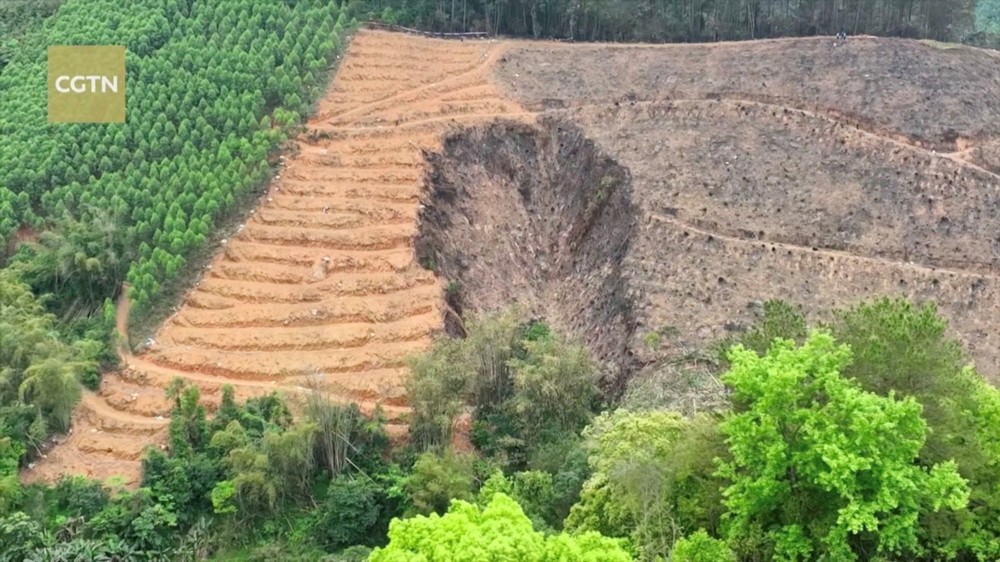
[312,477,381,551]
[404,451,475,516]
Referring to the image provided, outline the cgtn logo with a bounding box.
[48,45,126,123]
[54,75,120,94]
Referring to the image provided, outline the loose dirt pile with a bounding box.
[23,29,528,486]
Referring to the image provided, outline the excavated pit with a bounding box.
[417,119,641,396]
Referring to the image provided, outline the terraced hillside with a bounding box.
[24,31,1000,483]
[23,29,527,485]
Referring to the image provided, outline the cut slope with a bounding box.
[488,37,1000,380]
[417,119,640,394]
[497,36,1000,150]
[22,29,528,486]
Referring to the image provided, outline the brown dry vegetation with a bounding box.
[23,31,1000,483]
[479,36,1000,384]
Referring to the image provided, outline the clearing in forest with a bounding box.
[23,29,527,485]
[24,30,1000,483]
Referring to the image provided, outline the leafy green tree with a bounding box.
[167,381,208,456]
[408,311,599,470]
[671,529,736,562]
[479,470,557,531]
[405,450,476,516]
[369,493,632,562]
[312,477,383,551]
[0,512,47,560]
[566,410,725,560]
[828,298,1000,559]
[406,337,468,451]
[0,270,94,445]
[509,331,598,448]
[718,332,969,561]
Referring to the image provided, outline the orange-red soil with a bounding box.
[22,30,527,486]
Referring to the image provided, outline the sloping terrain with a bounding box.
[22,29,527,486]
[23,32,1000,483]
[416,36,1000,400]
[483,37,1000,381]
[497,36,1000,150]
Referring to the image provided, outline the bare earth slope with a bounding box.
[23,29,526,486]
[23,33,1000,482]
[484,36,1000,380]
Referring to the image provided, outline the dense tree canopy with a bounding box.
[353,0,983,42]
[566,410,726,560]
[720,333,969,560]
[0,270,97,467]
[368,493,633,562]
[0,0,349,318]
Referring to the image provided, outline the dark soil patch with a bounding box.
[417,119,641,397]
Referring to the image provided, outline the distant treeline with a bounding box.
[347,0,994,44]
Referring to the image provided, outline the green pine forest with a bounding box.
[3,0,1000,560]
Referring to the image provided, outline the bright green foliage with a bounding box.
[0,437,25,514]
[0,0,345,315]
[828,298,1000,559]
[368,492,632,562]
[0,270,94,451]
[671,529,735,562]
[211,480,237,515]
[566,410,725,560]
[479,470,558,531]
[405,451,476,516]
[718,333,969,561]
